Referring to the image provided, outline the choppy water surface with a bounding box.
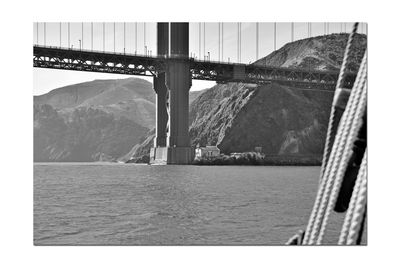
[34,163,351,245]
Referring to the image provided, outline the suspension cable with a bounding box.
[143,22,147,56]
[291,22,294,42]
[124,22,126,53]
[239,22,242,62]
[135,22,137,54]
[60,22,62,47]
[221,23,224,61]
[256,22,259,59]
[218,22,221,61]
[68,22,70,48]
[203,23,206,60]
[82,22,84,49]
[198,22,201,59]
[274,23,276,51]
[91,22,93,51]
[237,23,239,62]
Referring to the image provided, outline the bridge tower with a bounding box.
[150,22,193,164]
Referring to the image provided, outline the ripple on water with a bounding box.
[34,164,364,245]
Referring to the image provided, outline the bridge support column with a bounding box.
[150,22,193,165]
[165,23,193,164]
[149,72,169,165]
[153,73,168,147]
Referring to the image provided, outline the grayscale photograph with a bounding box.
[33,22,367,246]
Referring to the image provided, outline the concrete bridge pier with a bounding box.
[150,22,193,165]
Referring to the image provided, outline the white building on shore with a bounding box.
[195,145,220,159]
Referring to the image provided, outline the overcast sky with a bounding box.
[33,22,366,95]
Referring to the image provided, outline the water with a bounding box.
[34,163,352,245]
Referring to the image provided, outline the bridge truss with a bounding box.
[34,45,356,90]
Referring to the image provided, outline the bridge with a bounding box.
[33,22,359,164]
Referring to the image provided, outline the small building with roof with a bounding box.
[195,144,220,159]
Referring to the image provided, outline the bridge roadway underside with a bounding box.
[33,46,356,91]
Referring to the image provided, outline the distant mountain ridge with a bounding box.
[34,78,156,129]
[254,33,366,72]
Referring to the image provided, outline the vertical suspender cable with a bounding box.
[327,22,329,35]
[240,22,242,62]
[135,22,137,54]
[274,22,276,51]
[344,23,347,33]
[219,22,221,61]
[124,22,126,53]
[203,23,206,60]
[144,22,146,55]
[82,22,84,49]
[198,22,201,59]
[256,22,259,60]
[44,22,46,46]
[239,22,241,62]
[237,23,239,62]
[91,22,93,51]
[103,22,105,52]
[68,22,70,48]
[310,22,312,37]
[221,23,224,61]
[36,22,39,45]
[114,22,116,53]
[291,22,294,42]
[60,22,62,47]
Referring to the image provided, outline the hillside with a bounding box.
[34,104,148,162]
[34,78,156,129]
[128,33,367,161]
[34,77,205,162]
[254,33,366,72]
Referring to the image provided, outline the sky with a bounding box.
[33,22,367,96]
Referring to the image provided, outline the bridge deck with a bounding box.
[33,45,356,90]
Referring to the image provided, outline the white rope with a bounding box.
[345,151,367,244]
[302,23,360,244]
[305,50,367,244]
[338,150,366,244]
[315,53,367,244]
[320,22,360,177]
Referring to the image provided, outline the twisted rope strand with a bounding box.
[308,67,365,244]
[306,53,366,244]
[346,151,367,244]
[316,54,367,244]
[338,150,366,244]
[320,22,359,177]
[303,23,359,244]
